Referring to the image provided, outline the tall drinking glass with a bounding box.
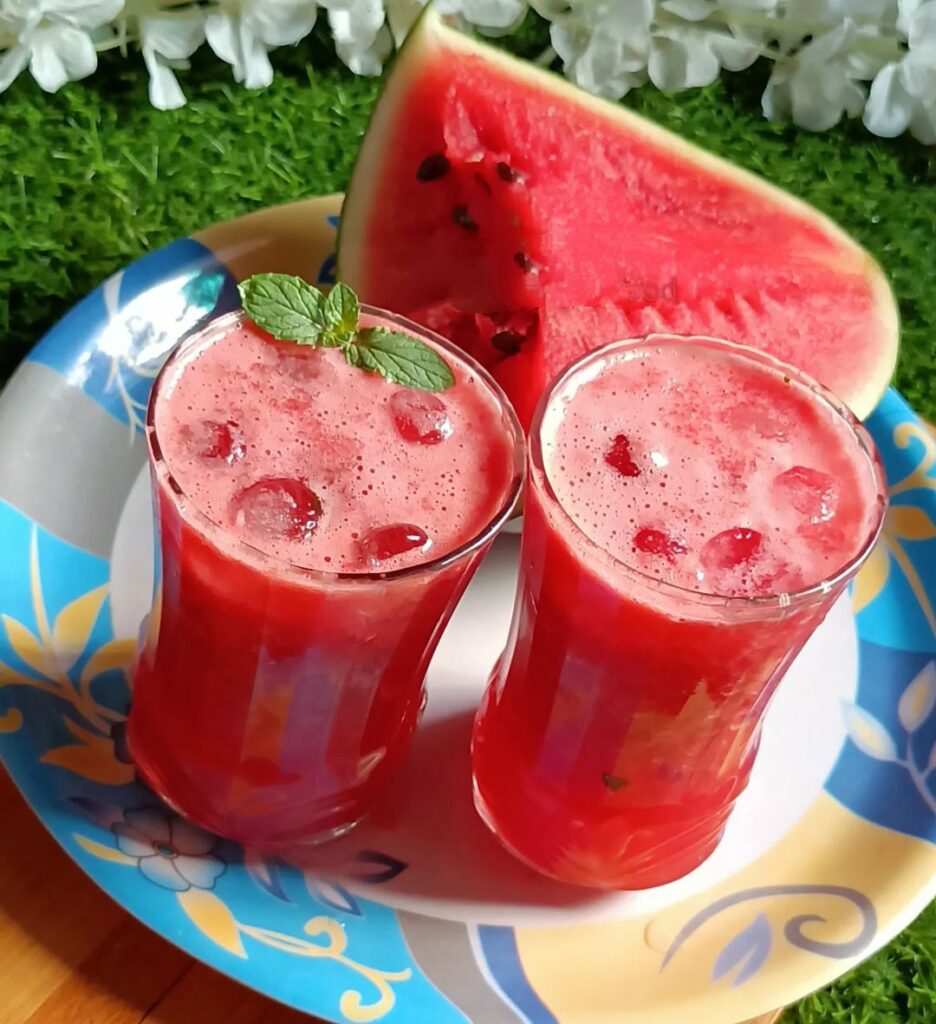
[472,334,886,889]
[130,309,524,848]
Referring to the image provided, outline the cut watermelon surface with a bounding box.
[339,11,899,429]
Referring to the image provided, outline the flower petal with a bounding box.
[139,854,190,892]
[864,63,915,137]
[124,807,172,843]
[246,0,318,47]
[909,1,936,48]
[649,33,720,91]
[143,48,187,111]
[910,98,936,143]
[900,47,936,98]
[114,823,156,859]
[327,0,386,50]
[30,25,97,92]
[205,12,241,75]
[335,24,393,76]
[0,44,29,92]
[804,21,855,66]
[899,0,925,38]
[462,0,528,31]
[174,854,226,891]
[708,31,760,73]
[46,0,124,29]
[385,0,426,45]
[661,0,717,20]
[240,33,274,89]
[139,12,206,61]
[171,817,217,857]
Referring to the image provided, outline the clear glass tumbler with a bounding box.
[472,334,886,889]
[129,309,524,848]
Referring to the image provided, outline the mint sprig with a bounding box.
[238,274,455,393]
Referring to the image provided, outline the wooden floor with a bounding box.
[0,767,782,1024]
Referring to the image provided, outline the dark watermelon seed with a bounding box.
[496,161,520,183]
[416,153,450,182]
[452,205,479,232]
[602,772,628,791]
[492,330,524,355]
[513,251,537,273]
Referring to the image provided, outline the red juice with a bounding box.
[472,334,886,889]
[130,309,523,847]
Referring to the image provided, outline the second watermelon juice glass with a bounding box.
[472,334,887,889]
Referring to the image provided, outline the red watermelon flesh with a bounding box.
[339,11,898,429]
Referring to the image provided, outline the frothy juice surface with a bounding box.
[542,342,880,598]
[153,314,515,572]
[131,309,520,848]
[472,336,884,890]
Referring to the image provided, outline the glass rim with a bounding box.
[528,332,888,616]
[145,306,526,584]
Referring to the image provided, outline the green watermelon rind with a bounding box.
[338,9,899,421]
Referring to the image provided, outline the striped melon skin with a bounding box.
[339,10,898,429]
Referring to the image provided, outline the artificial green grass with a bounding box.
[0,15,934,1023]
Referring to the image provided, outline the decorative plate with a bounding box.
[1,196,934,1024]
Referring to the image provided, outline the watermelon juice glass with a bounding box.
[471,334,886,889]
[129,309,523,848]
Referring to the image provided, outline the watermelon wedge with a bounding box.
[338,10,899,428]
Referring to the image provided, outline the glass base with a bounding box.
[130,736,366,850]
[472,772,727,891]
[290,815,364,848]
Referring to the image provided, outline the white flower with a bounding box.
[120,2,205,111]
[865,0,936,142]
[205,0,318,89]
[0,0,123,94]
[550,0,653,99]
[436,0,528,35]
[550,0,761,100]
[320,0,391,75]
[650,24,760,92]
[384,0,426,46]
[763,20,870,131]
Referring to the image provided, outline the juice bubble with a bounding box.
[390,391,453,445]
[633,528,688,561]
[361,524,431,565]
[604,434,640,478]
[188,419,246,464]
[773,466,839,523]
[701,528,764,570]
[231,477,323,542]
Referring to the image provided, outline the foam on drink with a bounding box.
[541,339,882,599]
[154,315,516,573]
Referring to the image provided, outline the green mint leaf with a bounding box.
[238,273,326,344]
[344,343,363,368]
[323,282,360,342]
[352,328,455,392]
